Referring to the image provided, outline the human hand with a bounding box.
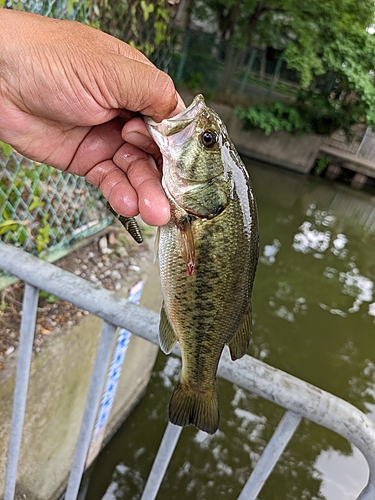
[0,9,185,225]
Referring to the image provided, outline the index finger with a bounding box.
[113,143,170,226]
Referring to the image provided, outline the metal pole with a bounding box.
[240,49,257,93]
[269,56,283,94]
[4,284,39,500]
[238,410,302,500]
[64,321,117,500]
[2,244,375,500]
[86,280,145,468]
[217,348,375,500]
[141,423,183,500]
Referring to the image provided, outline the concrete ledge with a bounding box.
[320,144,375,178]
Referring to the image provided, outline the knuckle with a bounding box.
[150,71,178,117]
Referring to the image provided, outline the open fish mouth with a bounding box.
[145,94,206,144]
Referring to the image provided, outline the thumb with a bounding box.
[98,53,181,122]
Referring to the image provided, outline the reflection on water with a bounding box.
[86,160,375,500]
[316,447,369,500]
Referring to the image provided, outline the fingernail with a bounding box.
[169,93,186,117]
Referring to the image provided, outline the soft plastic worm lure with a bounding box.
[106,202,143,244]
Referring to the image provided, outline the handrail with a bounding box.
[1,242,375,499]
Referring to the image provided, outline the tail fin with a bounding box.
[168,381,219,434]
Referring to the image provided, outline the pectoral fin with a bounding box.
[164,187,196,276]
[159,303,177,354]
[228,303,253,361]
[176,217,195,276]
[153,227,160,263]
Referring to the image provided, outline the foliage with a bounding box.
[314,156,331,176]
[0,141,12,159]
[193,0,375,127]
[2,0,174,62]
[35,214,52,253]
[237,88,362,136]
[0,219,26,237]
[39,290,59,304]
[169,30,220,94]
[237,101,311,135]
[0,157,51,251]
[80,0,175,60]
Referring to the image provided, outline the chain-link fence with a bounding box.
[167,28,302,104]
[167,27,336,108]
[0,0,177,286]
[0,151,110,254]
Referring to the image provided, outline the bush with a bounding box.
[237,89,361,136]
[236,101,312,135]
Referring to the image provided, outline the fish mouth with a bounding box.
[145,94,206,137]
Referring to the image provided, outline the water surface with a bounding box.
[86,160,375,500]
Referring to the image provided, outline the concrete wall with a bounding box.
[0,265,161,500]
[181,91,323,174]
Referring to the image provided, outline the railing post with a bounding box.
[64,321,117,500]
[141,423,183,500]
[238,410,302,500]
[357,126,371,157]
[4,284,39,500]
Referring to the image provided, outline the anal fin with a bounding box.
[159,303,177,354]
[228,302,253,361]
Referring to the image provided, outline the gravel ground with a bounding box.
[0,222,156,370]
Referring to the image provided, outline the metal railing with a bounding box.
[321,126,375,167]
[1,241,375,499]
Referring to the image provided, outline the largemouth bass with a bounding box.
[145,95,259,434]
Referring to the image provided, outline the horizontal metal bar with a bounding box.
[65,321,118,500]
[141,423,183,500]
[0,243,159,346]
[238,410,302,500]
[4,284,39,500]
[217,351,375,500]
[2,243,375,499]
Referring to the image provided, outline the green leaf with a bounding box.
[29,196,45,212]
[0,220,27,236]
[39,291,59,303]
[0,141,13,159]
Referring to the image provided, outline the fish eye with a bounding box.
[200,130,217,149]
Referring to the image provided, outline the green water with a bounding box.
[85,160,375,500]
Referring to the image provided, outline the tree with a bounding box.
[191,0,375,128]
